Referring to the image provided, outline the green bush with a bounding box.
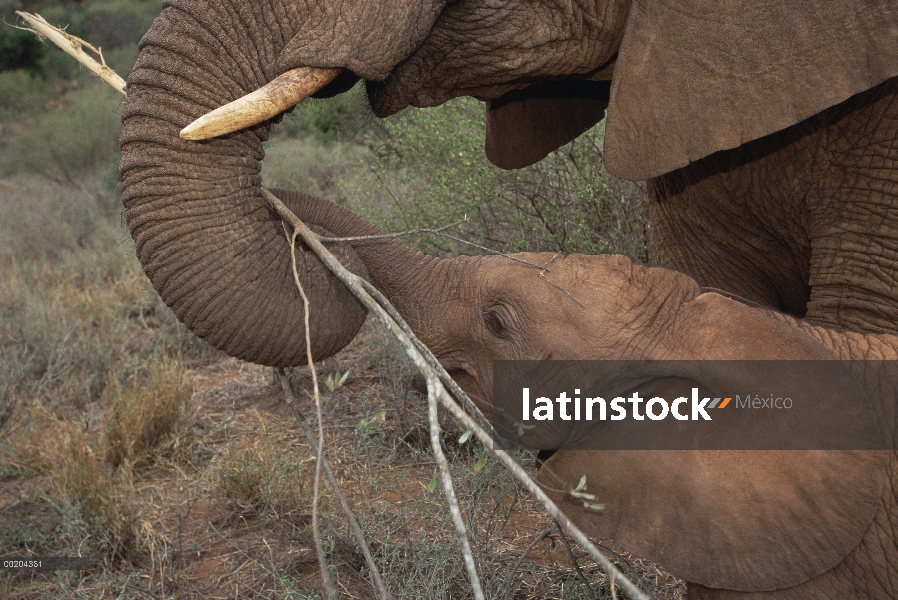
[0,26,45,74]
[0,82,122,182]
[0,68,52,121]
[81,0,162,50]
[366,97,653,262]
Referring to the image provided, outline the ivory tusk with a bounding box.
[180,67,343,140]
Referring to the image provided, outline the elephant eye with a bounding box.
[484,308,510,338]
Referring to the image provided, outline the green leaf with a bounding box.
[325,370,350,392]
[574,475,587,492]
[563,481,573,494]
[459,429,472,444]
[427,479,438,493]
[583,502,605,512]
[473,456,488,472]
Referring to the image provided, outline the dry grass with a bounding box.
[216,413,314,522]
[105,357,193,470]
[54,422,139,562]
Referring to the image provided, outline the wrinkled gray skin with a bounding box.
[120,0,898,597]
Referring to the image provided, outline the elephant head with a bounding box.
[272,189,893,597]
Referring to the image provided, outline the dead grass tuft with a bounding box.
[104,357,192,469]
[216,415,313,523]
[54,423,138,562]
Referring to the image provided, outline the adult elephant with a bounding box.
[120,0,898,364]
[118,0,898,597]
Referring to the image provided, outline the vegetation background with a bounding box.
[0,1,664,598]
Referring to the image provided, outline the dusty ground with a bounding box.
[0,320,684,599]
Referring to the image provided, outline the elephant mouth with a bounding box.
[365,64,547,118]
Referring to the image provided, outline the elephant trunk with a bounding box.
[271,189,473,352]
[119,1,368,366]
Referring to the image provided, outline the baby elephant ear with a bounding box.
[604,0,898,181]
[540,449,887,591]
[485,80,610,170]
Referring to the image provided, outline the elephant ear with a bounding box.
[540,449,887,591]
[537,294,887,590]
[485,80,610,170]
[604,0,898,181]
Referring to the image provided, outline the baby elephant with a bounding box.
[277,189,897,600]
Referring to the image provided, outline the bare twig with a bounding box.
[355,276,491,433]
[124,583,163,600]
[260,187,650,600]
[318,218,468,243]
[318,211,550,273]
[13,12,126,95]
[539,252,563,269]
[426,373,485,600]
[540,271,585,308]
[277,369,394,600]
[284,225,336,600]
[591,544,663,600]
[553,521,599,600]
[502,526,555,600]
[431,232,550,269]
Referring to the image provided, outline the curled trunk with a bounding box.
[120,1,367,366]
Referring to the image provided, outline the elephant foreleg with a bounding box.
[649,76,898,334]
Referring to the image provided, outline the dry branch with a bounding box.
[278,369,394,600]
[14,12,126,96]
[283,226,336,599]
[502,526,555,599]
[318,218,469,243]
[553,522,599,599]
[426,373,485,599]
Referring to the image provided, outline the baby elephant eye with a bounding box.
[484,309,509,338]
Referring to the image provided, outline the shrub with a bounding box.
[365,98,653,262]
[55,424,138,562]
[0,69,52,121]
[0,26,44,74]
[81,0,163,50]
[280,82,374,144]
[0,82,123,182]
[216,418,312,521]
